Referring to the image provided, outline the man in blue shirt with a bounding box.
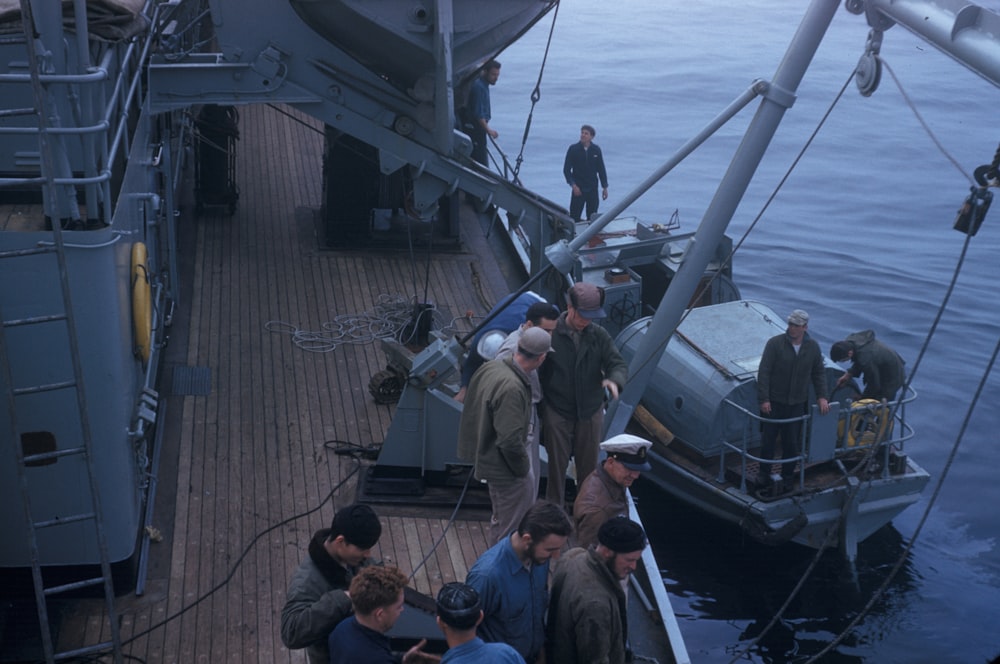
[467,60,501,166]
[435,582,523,663]
[563,124,609,221]
[466,500,573,663]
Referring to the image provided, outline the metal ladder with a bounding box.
[0,2,124,662]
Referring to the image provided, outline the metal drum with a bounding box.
[616,300,788,456]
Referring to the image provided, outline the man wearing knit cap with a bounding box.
[572,433,652,548]
[547,517,647,664]
[435,583,523,663]
[458,327,554,543]
[280,503,383,664]
[757,309,830,490]
[539,281,628,505]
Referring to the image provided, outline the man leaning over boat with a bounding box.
[830,329,906,401]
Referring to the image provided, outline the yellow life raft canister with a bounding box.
[131,242,152,363]
[840,398,891,447]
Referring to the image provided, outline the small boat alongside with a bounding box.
[617,299,930,558]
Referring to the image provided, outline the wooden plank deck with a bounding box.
[53,103,508,661]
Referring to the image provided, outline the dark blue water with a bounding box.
[491,1,1000,661]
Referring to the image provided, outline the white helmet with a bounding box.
[476,330,507,359]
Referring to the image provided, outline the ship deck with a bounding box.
[2,102,677,663]
[42,103,511,661]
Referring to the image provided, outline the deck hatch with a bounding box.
[170,366,212,396]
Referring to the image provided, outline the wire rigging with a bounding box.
[511,0,561,180]
[726,56,988,661]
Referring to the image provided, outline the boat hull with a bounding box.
[640,446,931,551]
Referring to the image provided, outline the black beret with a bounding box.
[597,517,647,553]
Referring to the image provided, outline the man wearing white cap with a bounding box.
[572,434,652,548]
[458,326,555,543]
[757,309,830,489]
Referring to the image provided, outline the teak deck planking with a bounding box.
[49,103,505,662]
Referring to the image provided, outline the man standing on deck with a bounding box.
[563,124,609,221]
[458,327,554,543]
[571,434,652,549]
[546,517,647,664]
[756,309,830,488]
[539,282,628,506]
[830,330,906,401]
[466,500,573,664]
[280,503,383,664]
[492,300,559,503]
[467,60,501,166]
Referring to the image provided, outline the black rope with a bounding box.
[512,1,561,180]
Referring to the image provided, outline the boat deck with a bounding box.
[41,103,509,661]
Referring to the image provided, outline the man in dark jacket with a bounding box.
[830,330,906,401]
[539,282,628,506]
[563,124,609,221]
[756,309,830,486]
[547,517,647,664]
[280,503,383,664]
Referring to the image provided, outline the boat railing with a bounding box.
[0,0,162,226]
[718,386,917,492]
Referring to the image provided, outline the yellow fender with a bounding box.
[840,398,890,447]
[131,242,152,363]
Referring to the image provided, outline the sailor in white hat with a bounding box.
[571,433,653,548]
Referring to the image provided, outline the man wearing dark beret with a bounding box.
[546,517,647,664]
[280,503,383,664]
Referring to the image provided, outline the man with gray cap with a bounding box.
[757,309,830,490]
[435,582,524,663]
[547,517,647,664]
[280,503,383,664]
[539,282,628,505]
[458,326,554,543]
[572,433,652,548]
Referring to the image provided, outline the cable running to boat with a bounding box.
[710,59,987,661]
[119,457,362,647]
[805,227,989,662]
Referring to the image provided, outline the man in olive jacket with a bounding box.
[830,329,906,401]
[539,282,628,505]
[757,309,830,485]
[459,326,554,543]
[280,503,382,664]
[547,517,647,664]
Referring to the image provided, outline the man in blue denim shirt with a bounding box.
[465,501,572,663]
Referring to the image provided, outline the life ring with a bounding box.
[840,398,890,447]
[131,242,152,363]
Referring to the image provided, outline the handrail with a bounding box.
[718,387,918,491]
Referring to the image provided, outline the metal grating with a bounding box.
[170,366,212,396]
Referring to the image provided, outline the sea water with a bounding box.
[489,1,1000,661]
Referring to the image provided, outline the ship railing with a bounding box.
[0,0,162,227]
[719,386,917,493]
